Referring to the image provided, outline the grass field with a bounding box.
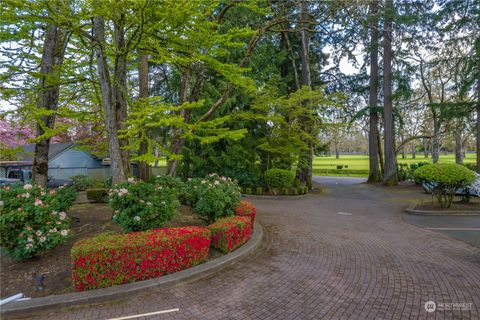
[153,154,476,178]
[313,154,477,177]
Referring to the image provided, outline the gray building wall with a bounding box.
[48,149,105,180]
[49,149,103,169]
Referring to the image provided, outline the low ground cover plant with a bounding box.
[414,163,476,208]
[264,169,295,195]
[0,184,76,259]
[71,226,211,291]
[185,173,241,223]
[208,216,252,253]
[108,178,179,232]
[235,200,256,225]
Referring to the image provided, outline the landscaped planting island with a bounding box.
[0,174,258,296]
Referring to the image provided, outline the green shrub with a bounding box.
[150,175,186,202]
[281,188,289,195]
[71,175,89,191]
[88,178,107,188]
[256,187,263,195]
[292,188,299,195]
[293,179,303,188]
[465,163,478,172]
[414,163,476,208]
[0,184,75,259]
[108,179,179,232]
[397,163,411,182]
[244,187,252,195]
[183,177,203,206]
[86,188,108,203]
[264,169,295,195]
[186,174,241,223]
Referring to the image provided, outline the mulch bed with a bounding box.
[414,198,480,212]
[0,202,220,299]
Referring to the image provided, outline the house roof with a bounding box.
[18,142,75,162]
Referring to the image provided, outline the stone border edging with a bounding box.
[242,188,322,200]
[405,205,480,216]
[0,222,263,318]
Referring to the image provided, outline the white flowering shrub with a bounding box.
[185,173,241,223]
[108,179,179,232]
[0,184,76,259]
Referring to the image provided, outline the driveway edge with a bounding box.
[0,222,263,318]
[405,205,480,216]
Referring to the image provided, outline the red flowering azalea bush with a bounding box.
[235,200,256,225]
[208,216,252,253]
[71,226,211,291]
[0,184,76,259]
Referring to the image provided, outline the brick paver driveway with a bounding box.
[21,177,480,319]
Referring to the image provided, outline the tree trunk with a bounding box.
[166,65,190,177]
[335,145,340,159]
[377,134,384,174]
[455,131,464,164]
[166,67,207,177]
[367,0,382,183]
[113,17,130,177]
[423,139,429,158]
[299,1,311,88]
[296,0,313,189]
[411,143,416,159]
[284,32,300,91]
[432,115,441,163]
[32,23,67,187]
[93,15,128,185]
[138,52,150,181]
[477,75,480,172]
[382,0,398,186]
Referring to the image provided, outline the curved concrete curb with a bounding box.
[1,223,263,318]
[242,188,323,200]
[405,205,480,216]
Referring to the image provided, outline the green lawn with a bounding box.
[153,154,476,178]
[313,154,476,177]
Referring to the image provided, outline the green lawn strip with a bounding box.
[313,154,475,177]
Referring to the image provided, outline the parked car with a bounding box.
[0,169,74,188]
[422,172,480,197]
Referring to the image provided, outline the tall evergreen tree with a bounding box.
[367,0,382,183]
[383,0,398,185]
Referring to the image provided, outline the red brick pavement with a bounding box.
[10,179,480,320]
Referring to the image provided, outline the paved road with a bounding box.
[404,213,480,248]
[14,177,480,320]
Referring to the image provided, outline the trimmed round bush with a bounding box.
[0,184,76,259]
[264,169,295,195]
[108,179,179,232]
[414,163,476,208]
